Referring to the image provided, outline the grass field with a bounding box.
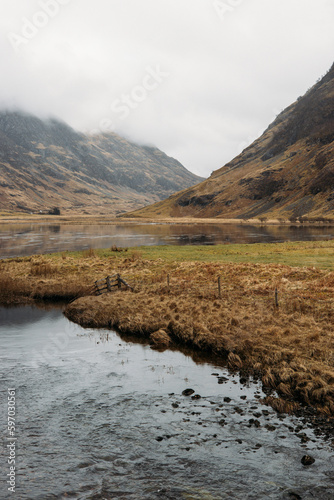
[1,240,334,417]
[129,240,334,269]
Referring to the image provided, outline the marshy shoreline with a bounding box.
[1,240,333,440]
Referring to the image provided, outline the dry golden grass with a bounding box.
[65,261,334,415]
[82,248,97,258]
[0,255,92,304]
[1,246,333,416]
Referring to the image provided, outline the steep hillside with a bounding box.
[0,111,203,215]
[128,63,334,220]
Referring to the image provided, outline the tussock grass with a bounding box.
[82,247,97,258]
[1,240,334,415]
[65,261,334,415]
[30,261,58,277]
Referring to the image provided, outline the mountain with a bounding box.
[127,63,334,221]
[0,111,203,215]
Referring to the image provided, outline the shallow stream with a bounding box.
[0,306,333,499]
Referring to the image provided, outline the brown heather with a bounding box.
[1,249,333,416]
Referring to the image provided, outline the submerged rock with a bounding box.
[182,389,195,396]
[301,455,315,466]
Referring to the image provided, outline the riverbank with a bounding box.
[3,307,333,498]
[1,241,334,420]
[1,213,333,226]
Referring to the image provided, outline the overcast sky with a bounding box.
[1,0,333,177]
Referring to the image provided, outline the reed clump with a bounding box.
[30,261,58,277]
[82,248,97,258]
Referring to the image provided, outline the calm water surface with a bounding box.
[0,222,333,258]
[0,306,333,499]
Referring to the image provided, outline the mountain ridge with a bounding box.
[127,63,334,220]
[0,110,203,215]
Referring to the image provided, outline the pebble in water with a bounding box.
[301,455,315,466]
[182,388,195,396]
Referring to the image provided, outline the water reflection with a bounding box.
[1,306,333,499]
[0,222,333,258]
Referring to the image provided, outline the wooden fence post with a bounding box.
[117,274,121,289]
[106,276,111,292]
[167,274,170,291]
[218,276,221,298]
[275,288,279,308]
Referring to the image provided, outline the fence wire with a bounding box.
[88,274,333,310]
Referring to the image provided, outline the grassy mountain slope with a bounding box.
[127,63,334,220]
[0,111,203,215]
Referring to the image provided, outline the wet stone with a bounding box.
[240,395,247,400]
[248,419,261,428]
[191,394,201,400]
[224,397,231,403]
[265,425,276,432]
[301,455,315,466]
[172,403,179,408]
[218,376,229,384]
[182,388,195,396]
[285,492,302,500]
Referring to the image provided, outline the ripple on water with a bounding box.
[0,306,333,499]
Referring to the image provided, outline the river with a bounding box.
[0,222,333,258]
[1,306,333,499]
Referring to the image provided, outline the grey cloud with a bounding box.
[0,0,333,177]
